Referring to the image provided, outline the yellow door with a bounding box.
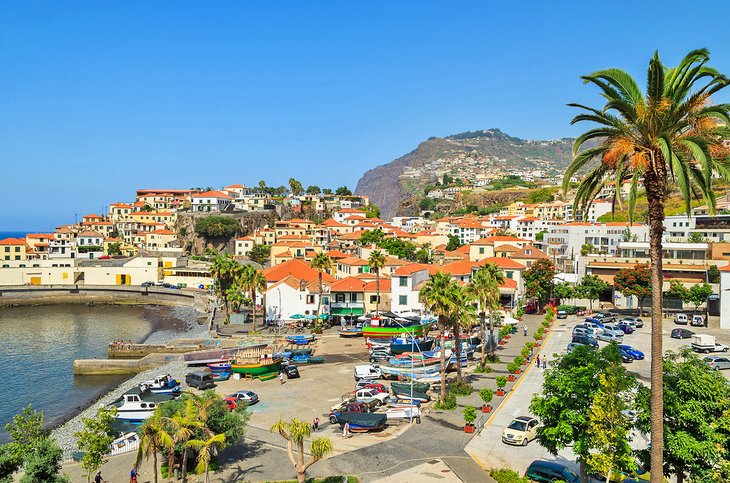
[30,277,41,285]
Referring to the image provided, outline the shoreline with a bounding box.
[49,304,211,452]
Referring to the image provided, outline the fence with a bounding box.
[61,433,140,464]
[246,424,312,455]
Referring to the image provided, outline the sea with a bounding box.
[0,231,30,239]
[0,304,159,443]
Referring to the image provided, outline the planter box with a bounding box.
[464,424,475,433]
[515,369,521,374]
[508,375,515,382]
[499,341,505,346]
[496,389,505,396]
[533,343,539,348]
[482,405,492,413]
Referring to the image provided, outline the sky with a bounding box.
[2,1,730,231]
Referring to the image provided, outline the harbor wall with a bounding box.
[0,285,201,308]
[74,353,182,375]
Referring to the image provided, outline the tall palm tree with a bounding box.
[271,418,334,483]
[565,49,730,482]
[367,250,387,315]
[167,399,206,482]
[419,272,458,403]
[241,264,268,331]
[136,412,167,483]
[310,252,333,323]
[210,255,241,323]
[450,284,477,385]
[467,263,505,365]
[185,433,226,483]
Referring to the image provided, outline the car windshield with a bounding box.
[507,420,528,431]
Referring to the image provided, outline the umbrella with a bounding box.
[304,314,316,320]
[318,314,330,320]
[290,314,304,319]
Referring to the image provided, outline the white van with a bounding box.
[690,315,705,327]
[674,314,688,325]
[354,365,382,381]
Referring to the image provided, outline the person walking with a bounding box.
[279,371,285,385]
[313,416,319,432]
[523,325,528,336]
[343,421,350,438]
[542,357,547,370]
[94,471,105,483]
[535,354,541,367]
[130,466,138,483]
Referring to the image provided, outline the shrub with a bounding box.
[557,304,578,314]
[433,393,457,410]
[449,381,473,396]
[195,216,240,238]
[520,347,531,359]
[479,388,494,405]
[513,356,524,366]
[490,468,530,483]
[496,376,507,389]
[507,362,519,374]
[463,406,477,425]
[474,364,493,374]
[485,354,501,363]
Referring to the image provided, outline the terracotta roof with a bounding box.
[191,190,233,199]
[320,218,349,228]
[364,279,392,292]
[337,208,367,213]
[510,245,549,260]
[147,229,175,235]
[83,214,102,219]
[0,238,25,245]
[337,257,369,266]
[499,278,518,289]
[26,233,54,239]
[345,215,367,221]
[456,245,471,254]
[477,257,526,269]
[224,184,245,189]
[78,230,103,237]
[330,277,367,292]
[262,259,335,284]
[494,244,519,253]
[439,261,477,276]
[325,249,349,259]
[393,263,433,276]
[237,236,254,241]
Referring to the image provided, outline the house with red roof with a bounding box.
[264,275,329,323]
[191,190,233,212]
[0,238,27,263]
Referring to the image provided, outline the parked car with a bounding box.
[501,416,539,446]
[618,345,645,360]
[283,365,300,378]
[185,371,215,390]
[228,390,259,405]
[525,460,580,483]
[369,350,390,364]
[223,397,238,411]
[141,281,154,287]
[704,355,730,371]
[572,326,594,338]
[690,314,706,327]
[618,347,635,363]
[601,324,626,338]
[620,316,644,328]
[671,328,695,339]
[690,334,729,353]
[354,381,388,393]
[572,335,599,348]
[354,365,382,381]
[328,401,369,424]
[354,388,390,406]
[584,319,605,334]
[674,313,689,325]
[616,321,635,334]
[597,331,623,343]
[557,310,568,319]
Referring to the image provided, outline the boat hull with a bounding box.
[116,409,156,421]
[390,339,435,355]
[338,329,363,338]
[363,322,432,339]
[231,358,283,378]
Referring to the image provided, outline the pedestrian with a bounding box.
[313,416,319,432]
[523,325,528,336]
[279,372,285,384]
[127,339,133,350]
[535,354,541,367]
[542,357,547,370]
[94,471,105,483]
[130,466,138,483]
[343,421,350,438]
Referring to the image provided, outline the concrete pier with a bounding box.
[74,353,182,375]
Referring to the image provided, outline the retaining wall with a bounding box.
[73,353,182,375]
[0,285,198,307]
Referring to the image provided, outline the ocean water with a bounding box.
[0,231,29,239]
[0,305,154,441]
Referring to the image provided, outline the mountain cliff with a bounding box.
[355,129,575,219]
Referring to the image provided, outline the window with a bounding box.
[370,295,379,304]
[479,247,484,254]
[14,247,20,252]
[306,295,315,304]
[399,277,408,287]
[336,293,345,303]
[399,295,408,305]
[14,256,20,261]
[506,271,513,279]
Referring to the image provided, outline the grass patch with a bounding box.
[433,393,457,410]
[449,381,473,396]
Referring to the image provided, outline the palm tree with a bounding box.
[309,252,333,323]
[565,49,730,482]
[167,399,206,482]
[185,433,226,483]
[271,418,334,483]
[136,413,167,483]
[467,263,505,365]
[241,264,268,331]
[450,284,477,384]
[367,250,387,315]
[419,272,458,403]
[210,255,241,323]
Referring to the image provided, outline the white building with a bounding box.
[390,264,433,314]
[191,190,233,212]
[265,276,323,322]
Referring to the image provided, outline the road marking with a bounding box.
[512,407,520,416]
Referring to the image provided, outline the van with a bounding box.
[690,314,705,327]
[525,460,579,483]
[557,310,568,319]
[185,370,216,390]
[354,365,382,381]
[674,313,688,325]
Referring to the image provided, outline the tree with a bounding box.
[467,263,504,365]
[195,216,240,238]
[494,228,517,237]
[106,242,121,256]
[553,282,575,304]
[419,272,459,403]
[3,405,46,465]
[288,178,304,196]
[565,50,730,480]
[137,413,168,483]
[585,370,637,483]
[335,186,352,196]
[322,188,333,195]
[523,259,557,311]
[359,228,384,246]
[622,228,638,243]
[531,344,637,482]
[271,418,334,483]
[368,250,387,316]
[535,230,547,242]
[185,433,226,483]
[686,232,704,243]
[708,265,721,284]
[210,255,242,322]
[635,349,730,483]
[165,399,205,483]
[258,180,266,191]
[576,274,610,311]
[364,204,380,219]
[240,264,267,331]
[686,282,713,318]
[581,243,596,256]
[450,285,477,384]
[445,234,461,252]
[305,185,321,195]
[248,243,271,266]
[414,247,432,264]
[74,406,116,483]
[664,279,689,302]
[19,437,69,483]
[613,264,651,316]
[310,253,333,322]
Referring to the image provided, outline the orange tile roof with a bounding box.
[477,257,526,269]
[511,245,549,259]
[499,278,518,289]
[0,238,25,245]
[224,184,245,188]
[320,218,349,228]
[325,249,349,259]
[494,244,519,252]
[330,277,367,292]
[147,229,175,235]
[338,208,367,213]
[364,279,392,292]
[393,263,433,276]
[262,259,335,284]
[456,245,471,254]
[439,261,477,275]
[337,257,369,266]
[78,230,103,237]
[26,233,54,239]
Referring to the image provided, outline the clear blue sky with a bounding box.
[2,1,729,230]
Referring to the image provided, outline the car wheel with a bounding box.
[715,366,720,371]
[522,438,528,446]
[329,416,338,424]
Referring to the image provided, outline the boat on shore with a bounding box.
[230,346,283,379]
[337,327,363,338]
[390,337,435,355]
[207,362,231,371]
[337,412,387,432]
[362,317,433,339]
[184,344,268,366]
[391,381,430,394]
[211,370,231,381]
[139,374,181,395]
[110,387,175,421]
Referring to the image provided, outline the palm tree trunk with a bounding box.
[439,319,447,403]
[453,317,462,384]
[250,288,256,331]
[479,310,486,367]
[181,447,188,482]
[205,462,210,483]
[153,451,158,483]
[316,272,323,322]
[376,270,380,316]
[645,167,666,483]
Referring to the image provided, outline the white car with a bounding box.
[354,388,390,406]
[501,416,539,446]
[228,390,259,405]
[620,317,643,328]
[597,331,623,343]
[602,324,627,338]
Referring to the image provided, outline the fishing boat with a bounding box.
[184,344,268,366]
[391,389,430,403]
[378,363,440,379]
[289,348,313,356]
[362,317,433,339]
[110,387,173,421]
[389,337,435,355]
[230,346,283,379]
[391,381,430,394]
[212,371,231,382]
[337,326,363,338]
[285,334,315,344]
[366,338,391,350]
[207,362,231,371]
[138,374,181,395]
[337,412,388,433]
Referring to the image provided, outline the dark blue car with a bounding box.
[616,322,635,334]
[618,344,644,360]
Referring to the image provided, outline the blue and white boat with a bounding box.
[389,337,435,355]
[139,374,181,395]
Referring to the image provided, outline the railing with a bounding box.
[245,424,311,455]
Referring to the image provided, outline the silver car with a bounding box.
[704,356,730,371]
[572,326,594,337]
[596,330,623,343]
[603,324,627,338]
[621,317,643,328]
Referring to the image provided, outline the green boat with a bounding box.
[230,357,282,379]
[391,381,430,394]
[363,319,433,339]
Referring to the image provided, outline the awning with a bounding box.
[331,307,364,316]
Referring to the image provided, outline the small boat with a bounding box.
[292,354,311,364]
[285,334,315,343]
[212,371,231,381]
[110,431,140,456]
[231,347,283,380]
[386,406,421,420]
[139,374,181,395]
[390,337,435,355]
[308,356,324,364]
[391,381,430,394]
[183,345,265,366]
[337,412,387,432]
[289,348,313,356]
[362,317,433,339]
[207,362,231,371]
[110,387,172,421]
[338,327,363,338]
[392,398,422,407]
[366,338,391,350]
[391,390,430,403]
